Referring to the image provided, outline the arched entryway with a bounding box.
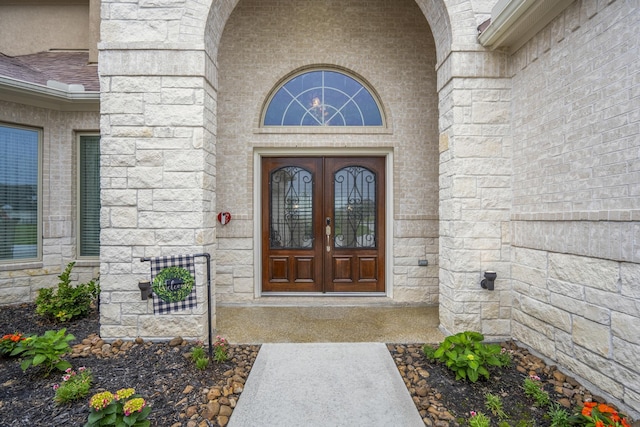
[99,0,515,342]
[213,0,440,304]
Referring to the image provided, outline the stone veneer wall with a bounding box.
[215,0,440,304]
[510,0,640,416]
[97,0,516,341]
[0,100,100,303]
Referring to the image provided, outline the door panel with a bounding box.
[324,157,385,292]
[262,157,323,292]
[262,156,384,293]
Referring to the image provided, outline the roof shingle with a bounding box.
[0,51,99,92]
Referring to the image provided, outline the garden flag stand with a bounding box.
[147,254,197,315]
[140,253,213,359]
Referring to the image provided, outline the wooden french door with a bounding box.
[262,157,385,293]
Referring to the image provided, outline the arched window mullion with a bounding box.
[264,69,383,127]
[325,87,365,126]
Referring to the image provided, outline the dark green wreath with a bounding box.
[152,267,194,303]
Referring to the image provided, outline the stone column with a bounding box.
[98,0,217,340]
[98,46,216,340]
[437,50,512,340]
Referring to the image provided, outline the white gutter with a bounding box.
[478,0,575,52]
[0,75,99,111]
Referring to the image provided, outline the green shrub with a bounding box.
[190,344,209,370]
[53,367,93,404]
[86,388,151,427]
[0,332,26,356]
[496,347,513,367]
[213,335,229,363]
[546,403,571,427]
[11,328,75,376]
[191,345,205,360]
[485,392,508,420]
[523,375,550,407]
[195,357,209,370]
[427,331,505,382]
[468,411,491,427]
[36,262,100,322]
[422,343,437,361]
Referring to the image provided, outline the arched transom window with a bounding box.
[263,70,383,127]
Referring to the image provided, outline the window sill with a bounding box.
[0,261,43,272]
[74,259,100,268]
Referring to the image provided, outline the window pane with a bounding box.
[264,90,295,125]
[264,70,383,127]
[334,166,376,248]
[270,166,313,249]
[0,125,39,261]
[79,135,100,257]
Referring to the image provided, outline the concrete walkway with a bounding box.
[228,343,424,427]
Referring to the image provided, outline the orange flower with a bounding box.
[585,402,598,408]
[621,419,630,427]
[599,403,615,414]
[595,421,604,427]
[582,406,593,416]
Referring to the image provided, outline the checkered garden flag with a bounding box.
[149,255,197,314]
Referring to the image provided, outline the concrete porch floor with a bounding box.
[215,305,444,344]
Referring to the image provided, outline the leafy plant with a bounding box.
[546,402,571,427]
[428,331,505,382]
[0,332,26,356]
[568,401,631,427]
[523,375,550,407]
[468,411,491,427]
[35,262,100,322]
[485,392,508,420]
[192,345,206,360]
[10,328,75,376]
[422,343,437,361]
[195,357,209,370]
[213,335,229,363]
[53,366,93,404]
[85,388,151,427]
[497,347,513,367]
[191,345,209,370]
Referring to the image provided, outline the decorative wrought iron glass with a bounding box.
[334,166,376,248]
[269,166,314,249]
[263,70,383,126]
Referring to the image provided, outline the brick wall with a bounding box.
[0,100,100,304]
[215,0,440,303]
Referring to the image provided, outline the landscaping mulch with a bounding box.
[1,303,636,427]
[0,304,257,427]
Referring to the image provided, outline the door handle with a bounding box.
[325,218,331,252]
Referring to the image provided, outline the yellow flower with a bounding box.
[467,354,475,360]
[123,398,146,416]
[89,391,114,411]
[115,388,135,400]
